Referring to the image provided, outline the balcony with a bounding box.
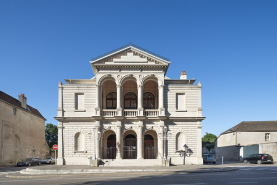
[101,109,160,118]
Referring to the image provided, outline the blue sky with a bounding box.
[1,0,276,137]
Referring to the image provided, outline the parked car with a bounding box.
[243,154,274,164]
[17,158,42,166]
[203,154,216,164]
[42,157,55,164]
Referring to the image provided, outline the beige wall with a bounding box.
[237,132,277,146]
[217,133,237,147]
[0,100,49,165]
[218,132,277,148]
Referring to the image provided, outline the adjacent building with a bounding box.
[0,91,49,165]
[55,43,205,166]
[216,121,277,162]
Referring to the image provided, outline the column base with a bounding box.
[57,158,64,165]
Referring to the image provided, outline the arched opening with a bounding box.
[123,131,137,159]
[176,132,185,151]
[102,80,116,109]
[107,134,116,159]
[106,92,117,109]
[122,79,137,109]
[143,92,155,109]
[144,130,158,159]
[143,80,158,109]
[74,132,84,151]
[102,130,116,159]
[124,92,137,109]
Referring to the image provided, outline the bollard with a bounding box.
[88,156,91,166]
[222,156,223,165]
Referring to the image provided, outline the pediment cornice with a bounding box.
[90,44,170,75]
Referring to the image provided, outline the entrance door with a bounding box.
[144,135,155,159]
[124,134,137,159]
[107,135,116,159]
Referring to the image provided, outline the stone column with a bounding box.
[158,120,164,160]
[57,122,64,165]
[137,121,143,159]
[116,121,122,159]
[95,85,101,116]
[196,122,203,164]
[159,85,165,116]
[137,85,144,116]
[116,85,122,116]
[57,81,63,117]
[95,121,101,159]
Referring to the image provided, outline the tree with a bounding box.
[45,123,58,148]
[202,132,217,151]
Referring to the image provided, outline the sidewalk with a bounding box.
[6,164,238,178]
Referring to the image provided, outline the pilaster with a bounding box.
[95,120,101,159]
[95,85,101,116]
[196,122,203,164]
[57,81,63,117]
[158,120,164,160]
[159,85,165,116]
[57,122,64,165]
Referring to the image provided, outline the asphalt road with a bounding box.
[1,163,277,185]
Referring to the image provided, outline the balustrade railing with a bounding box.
[123,110,138,117]
[101,109,159,117]
[102,109,117,117]
[144,109,159,117]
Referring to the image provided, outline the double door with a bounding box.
[124,139,137,159]
[107,140,116,159]
[144,140,155,159]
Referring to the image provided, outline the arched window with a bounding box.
[124,92,137,109]
[176,132,185,151]
[143,92,155,109]
[75,132,84,151]
[106,92,117,109]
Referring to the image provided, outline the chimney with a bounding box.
[180,71,187,79]
[18,94,27,109]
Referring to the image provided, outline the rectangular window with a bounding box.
[75,93,84,110]
[13,108,16,115]
[265,133,270,141]
[176,93,185,110]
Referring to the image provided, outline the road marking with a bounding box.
[228,182,258,184]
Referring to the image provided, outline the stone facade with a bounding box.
[55,44,205,166]
[0,92,49,165]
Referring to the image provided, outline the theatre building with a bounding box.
[55,44,205,166]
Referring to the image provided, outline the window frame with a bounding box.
[143,92,155,109]
[124,92,137,109]
[106,92,117,109]
[265,133,270,141]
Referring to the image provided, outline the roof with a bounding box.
[220,121,277,136]
[0,91,46,120]
[90,43,170,62]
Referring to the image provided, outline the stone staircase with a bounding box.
[99,159,162,167]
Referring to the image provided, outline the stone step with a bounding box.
[100,159,162,166]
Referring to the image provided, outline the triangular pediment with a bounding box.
[90,43,170,66]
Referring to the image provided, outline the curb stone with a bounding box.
[6,167,238,178]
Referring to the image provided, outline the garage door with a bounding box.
[243,145,259,158]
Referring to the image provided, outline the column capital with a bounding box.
[137,85,143,89]
[116,85,122,88]
[158,85,164,89]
